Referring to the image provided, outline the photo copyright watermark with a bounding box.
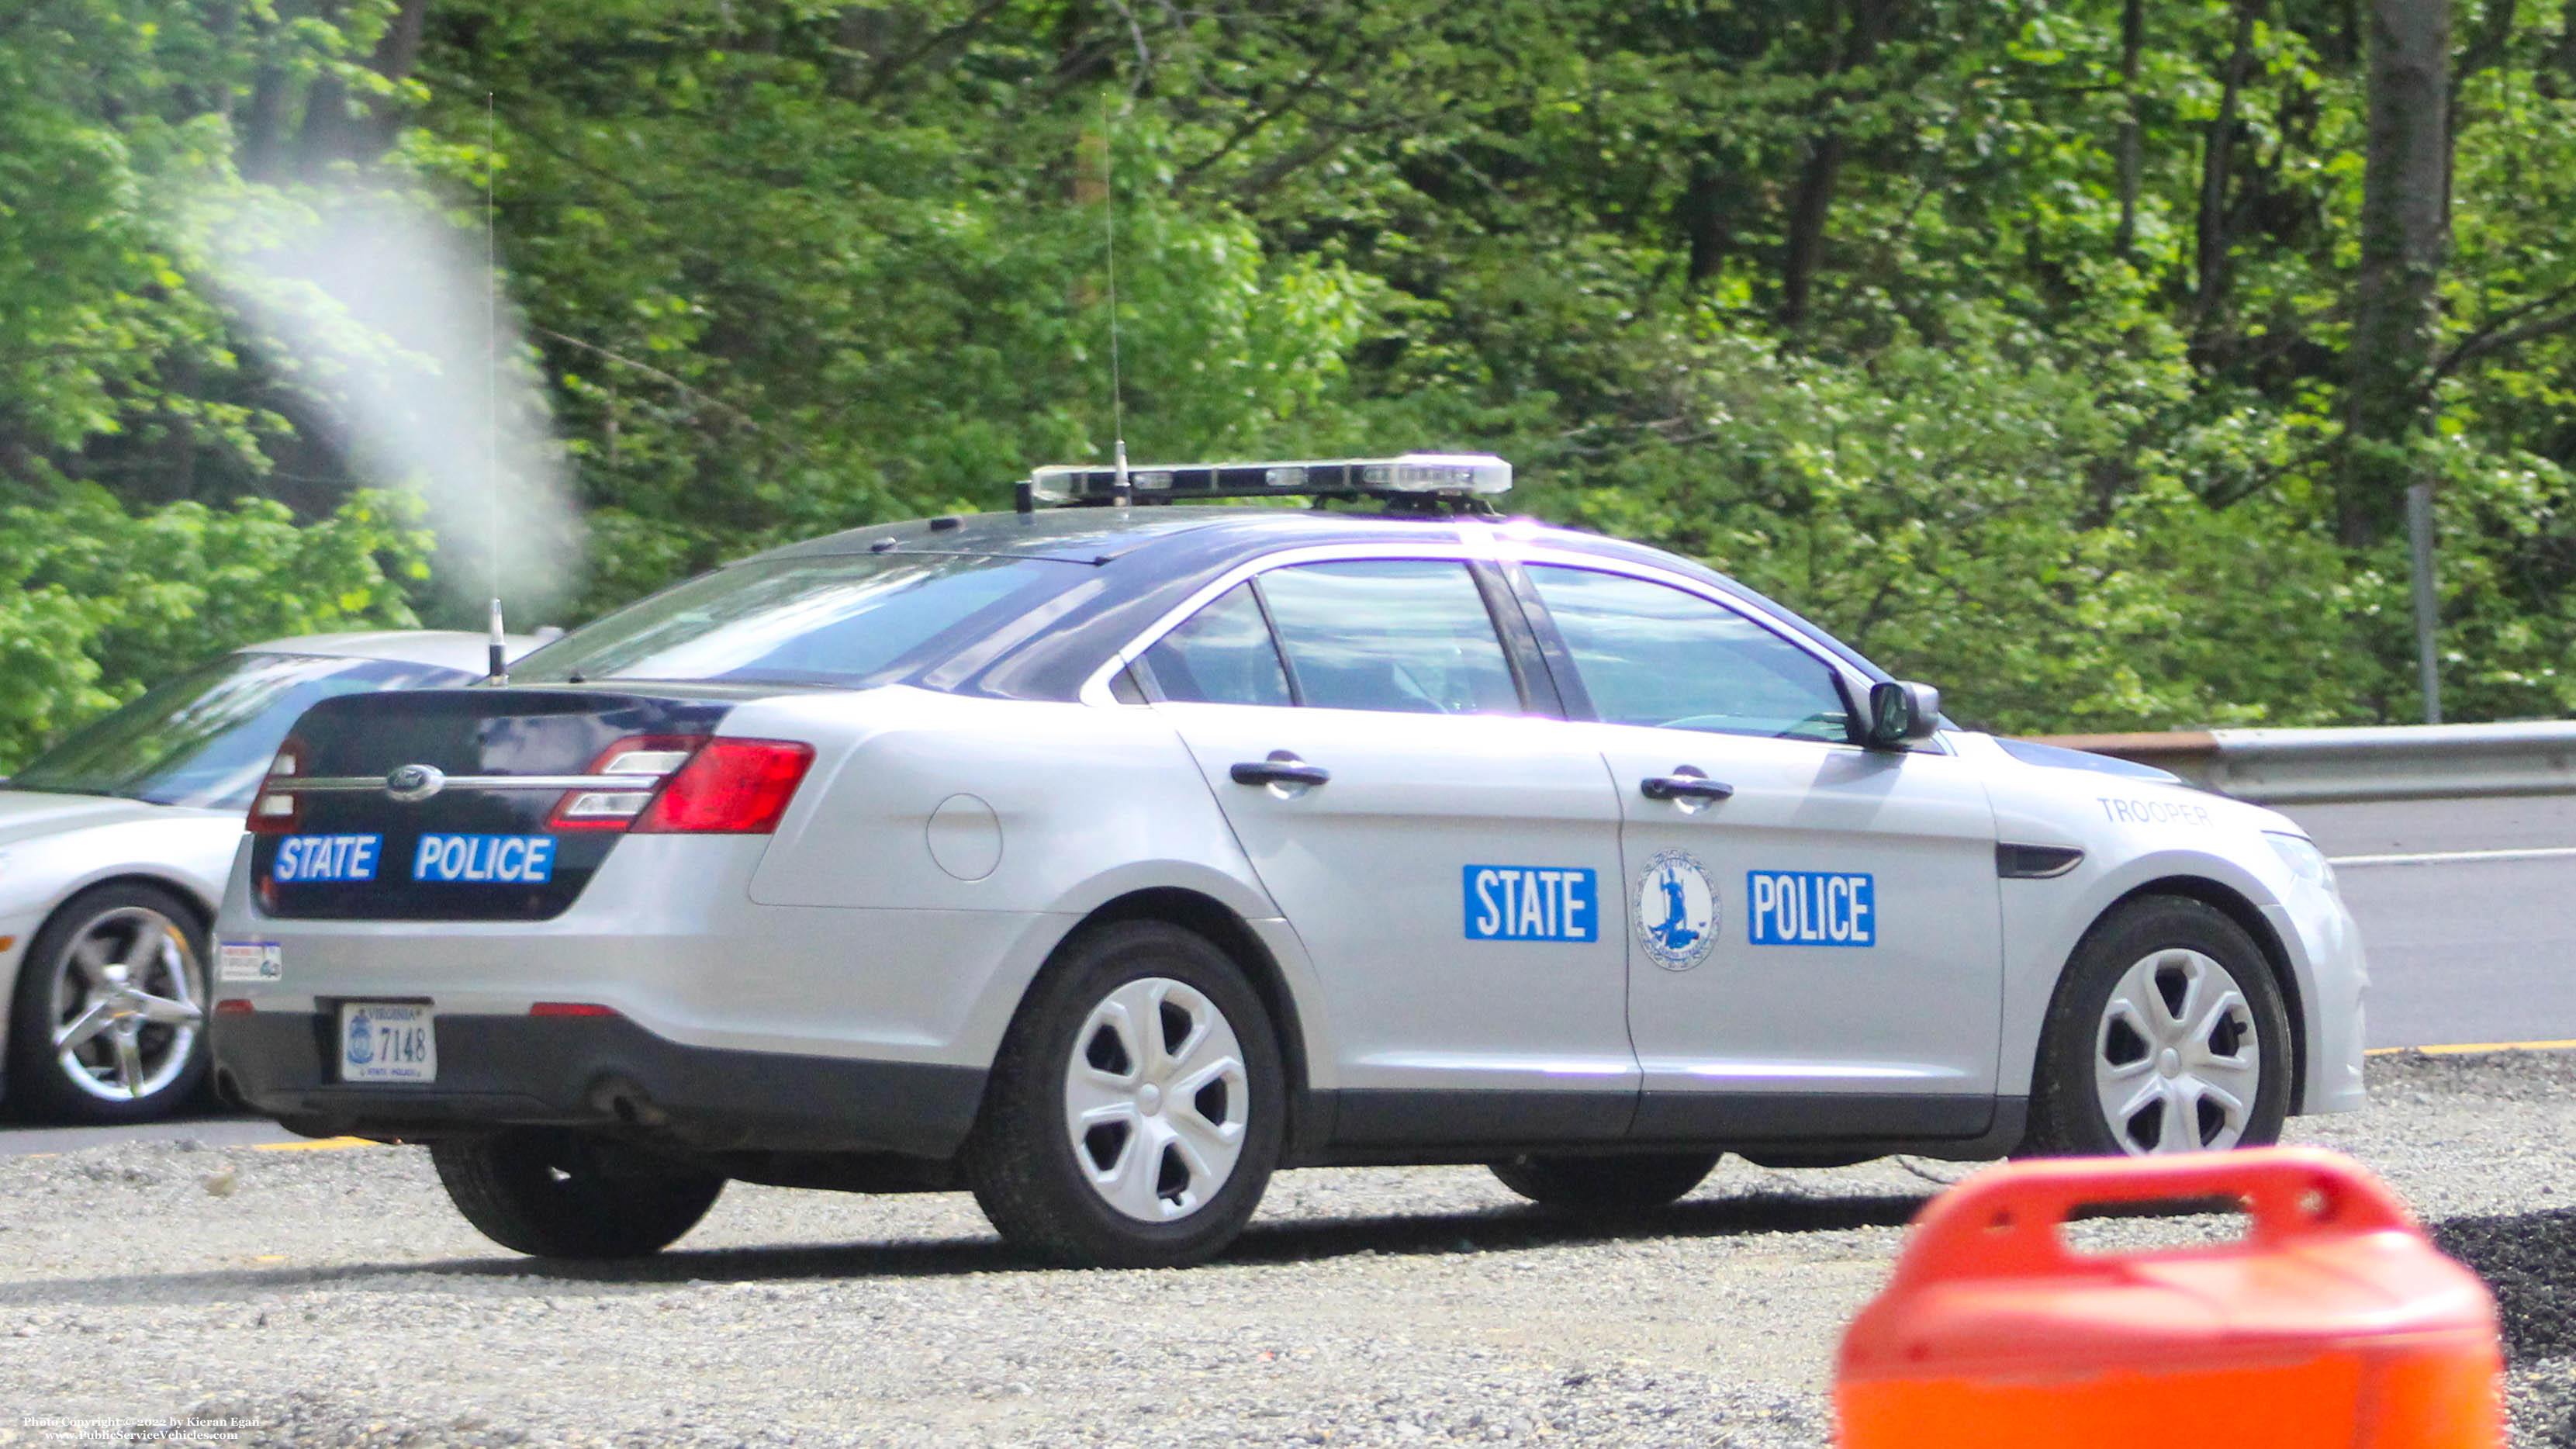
[11,1417,260,1444]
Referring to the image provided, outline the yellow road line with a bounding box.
[250,1136,375,1152]
[2365,1039,2576,1056]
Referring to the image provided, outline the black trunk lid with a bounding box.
[254,688,736,921]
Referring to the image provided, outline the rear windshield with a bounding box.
[8,652,472,810]
[511,553,1093,689]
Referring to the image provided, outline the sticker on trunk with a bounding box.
[271,834,382,883]
[412,834,558,884]
[218,941,283,983]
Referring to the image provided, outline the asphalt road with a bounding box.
[2278,794,2576,1050]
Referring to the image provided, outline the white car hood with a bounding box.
[0,788,201,846]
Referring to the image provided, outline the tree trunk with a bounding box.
[1681,161,1735,289]
[1779,0,1897,329]
[2193,0,2261,327]
[240,61,293,181]
[2114,0,2144,260]
[2339,0,2450,547]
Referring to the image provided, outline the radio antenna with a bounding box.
[1101,92,1131,506]
[483,93,508,683]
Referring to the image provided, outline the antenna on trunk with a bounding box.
[483,92,508,684]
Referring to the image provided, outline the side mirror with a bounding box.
[1865,680,1942,749]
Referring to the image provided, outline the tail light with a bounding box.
[632,738,814,834]
[247,738,306,835]
[550,736,704,830]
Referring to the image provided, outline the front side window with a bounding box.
[1527,565,1852,743]
[1258,560,1520,715]
[513,553,1093,689]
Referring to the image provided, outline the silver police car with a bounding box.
[211,457,2365,1267]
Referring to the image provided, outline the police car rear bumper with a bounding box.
[212,1010,987,1157]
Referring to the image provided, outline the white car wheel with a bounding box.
[1062,977,1251,1222]
[2024,895,2291,1158]
[2092,948,2263,1154]
[966,920,1285,1267]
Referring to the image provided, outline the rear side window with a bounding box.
[1526,565,1852,742]
[1140,583,1291,706]
[513,554,1091,689]
[1259,560,1520,715]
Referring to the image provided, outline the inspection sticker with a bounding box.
[218,941,283,983]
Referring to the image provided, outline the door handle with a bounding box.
[1641,770,1734,802]
[1231,752,1331,788]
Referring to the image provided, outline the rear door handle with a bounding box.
[1231,752,1331,788]
[1641,770,1733,802]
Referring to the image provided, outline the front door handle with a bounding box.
[1641,768,1733,802]
[1231,752,1331,788]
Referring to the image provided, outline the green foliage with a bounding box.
[9,0,2576,744]
[0,488,430,769]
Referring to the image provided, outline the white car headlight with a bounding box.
[2264,832,2338,895]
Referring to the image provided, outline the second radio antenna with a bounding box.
[483,92,509,683]
[1100,92,1130,505]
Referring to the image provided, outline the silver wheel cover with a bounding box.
[1063,977,1250,1222]
[47,906,205,1103]
[2093,948,2260,1154]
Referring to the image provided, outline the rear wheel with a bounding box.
[1489,1152,1719,1211]
[965,920,1285,1268]
[5,884,209,1124]
[2023,896,2292,1157]
[430,1131,724,1258]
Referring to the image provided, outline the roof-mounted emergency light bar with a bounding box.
[1015,452,1512,513]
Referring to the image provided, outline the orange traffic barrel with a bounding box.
[1837,1147,2500,1448]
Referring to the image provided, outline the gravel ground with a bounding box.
[2,1052,2571,1447]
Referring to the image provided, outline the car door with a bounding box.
[1132,555,1636,1144]
[1514,560,2004,1143]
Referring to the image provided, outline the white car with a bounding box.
[0,631,533,1122]
[210,456,2365,1267]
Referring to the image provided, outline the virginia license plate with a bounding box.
[338,1002,437,1084]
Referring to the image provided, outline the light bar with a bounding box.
[1025,452,1511,508]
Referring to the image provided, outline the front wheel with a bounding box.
[1489,1152,1719,1211]
[5,884,210,1123]
[430,1132,724,1258]
[2023,896,2293,1157]
[964,921,1286,1268]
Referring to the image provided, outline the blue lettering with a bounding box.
[411,835,558,886]
[1463,866,1597,942]
[1748,871,1876,948]
[271,835,382,884]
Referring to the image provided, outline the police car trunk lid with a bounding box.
[252,687,736,922]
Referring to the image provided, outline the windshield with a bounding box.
[510,553,1094,688]
[8,652,473,810]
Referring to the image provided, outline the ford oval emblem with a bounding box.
[385,763,447,803]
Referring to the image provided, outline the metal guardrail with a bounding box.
[2030,722,2576,804]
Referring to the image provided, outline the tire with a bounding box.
[2022,895,2293,1157]
[430,1131,725,1258]
[964,920,1286,1268]
[5,883,211,1124]
[1489,1152,1719,1211]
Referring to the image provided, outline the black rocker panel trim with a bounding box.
[1630,1089,1995,1143]
[213,1010,985,1158]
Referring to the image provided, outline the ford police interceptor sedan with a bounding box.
[209,455,2364,1267]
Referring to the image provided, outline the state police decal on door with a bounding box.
[1634,849,1720,971]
